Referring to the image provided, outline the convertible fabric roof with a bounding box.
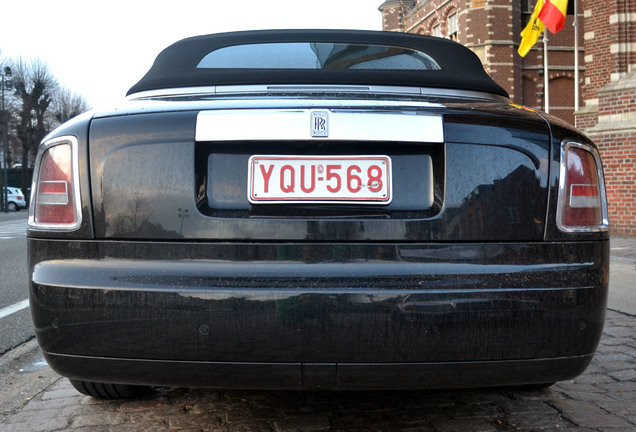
[127,29,509,98]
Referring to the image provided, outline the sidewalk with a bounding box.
[609,237,636,316]
[610,237,636,262]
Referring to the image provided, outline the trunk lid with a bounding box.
[89,97,550,241]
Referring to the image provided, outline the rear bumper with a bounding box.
[29,240,609,390]
[43,353,594,391]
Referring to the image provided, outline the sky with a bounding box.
[0,1,383,109]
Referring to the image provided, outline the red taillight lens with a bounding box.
[557,142,608,232]
[29,136,81,230]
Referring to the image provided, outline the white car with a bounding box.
[3,187,27,211]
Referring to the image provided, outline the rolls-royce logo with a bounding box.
[311,111,329,137]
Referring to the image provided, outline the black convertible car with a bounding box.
[28,30,609,398]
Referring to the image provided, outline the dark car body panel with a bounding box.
[28,30,609,391]
[87,99,551,242]
[31,239,607,389]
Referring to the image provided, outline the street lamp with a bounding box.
[1,66,11,213]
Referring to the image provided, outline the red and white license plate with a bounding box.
[248,155,392,204]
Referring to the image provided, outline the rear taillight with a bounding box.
[28,136,81,230]
[557,141,608,232]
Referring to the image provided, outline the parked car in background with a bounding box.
[27,30,609,399]
[2,186,26,211]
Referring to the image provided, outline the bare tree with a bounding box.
[0,57,20,210]
[50,87,90,125]
[0,56,90,200]
[10,58,58,192]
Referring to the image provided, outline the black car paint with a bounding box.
[29,95,609,390]
[87,100,550,241]
[30,239,607,390]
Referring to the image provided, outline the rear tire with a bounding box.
[7,202,17,212]
[69,379,151,399]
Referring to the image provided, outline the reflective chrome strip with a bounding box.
[128,84,509,102]
[127,86,217,100]
[196,109,444,143]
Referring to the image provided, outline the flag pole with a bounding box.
[573,0,579,111]
[544,33,550,113]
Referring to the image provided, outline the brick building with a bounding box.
[379,0,582,125]
[379,0,636,236]
[577,0,636,236]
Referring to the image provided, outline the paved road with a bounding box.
[0,212,31,355]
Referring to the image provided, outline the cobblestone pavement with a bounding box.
[0,308,633,432]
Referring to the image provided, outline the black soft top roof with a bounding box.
[127,29,508,98]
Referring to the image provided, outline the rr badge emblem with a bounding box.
[311,111,329,138]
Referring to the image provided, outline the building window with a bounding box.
[521,0,531,13]
[521,0,532,26]
[448,13,458,41]
[472,0,486,7]
[432,25,441,38]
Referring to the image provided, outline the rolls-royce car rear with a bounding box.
[28,30,609,398]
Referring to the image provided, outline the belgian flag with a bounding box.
[538,0,569,34]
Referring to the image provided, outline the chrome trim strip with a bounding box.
[28,135,83,232]
[127,84,509,102]
[127,86,217,100]
[419,87,510,101]
[196,109,444,143]
[556,140,609,233]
